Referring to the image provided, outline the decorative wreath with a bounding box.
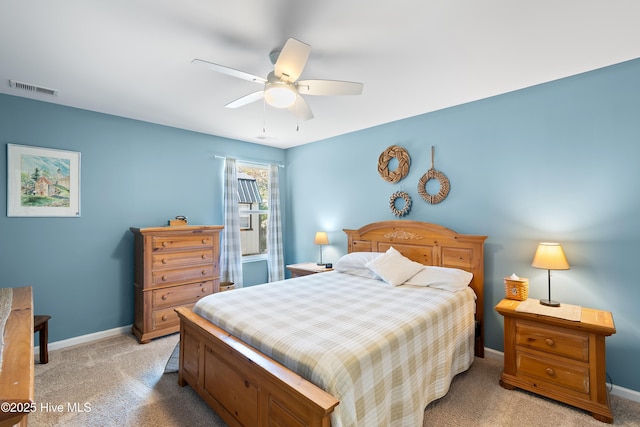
[417,146,450,204]
[389,191,412,217]
[378,145,410,183]
[418,169,450,204]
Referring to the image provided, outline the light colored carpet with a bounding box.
[32,333,226,427]
[31,333,640,426]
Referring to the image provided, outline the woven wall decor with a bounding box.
[389,191,412,217]
[378,145,410,183]
[418,146,450,204]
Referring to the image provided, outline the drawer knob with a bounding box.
[201,254,206,259]
[202,239,207,244]
[162,294,168,300]
[162,258,167,264]
[545,367,555,376]
[545,338,555,347]
[162,275,167,281]
[201,288,206,293]
[202,270,206,275]
[162,241,168,247]
[161,315,168,321]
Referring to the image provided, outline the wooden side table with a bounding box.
[33,315,51,364]
[286,263,333,278]
[495,298,616,423]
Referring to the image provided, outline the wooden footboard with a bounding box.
[176,307,339,427]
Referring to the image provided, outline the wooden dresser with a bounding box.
[130,225,223,343]
[0,287,34,427]
[496,298,616,423]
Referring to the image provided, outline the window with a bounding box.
[237,162,269,257]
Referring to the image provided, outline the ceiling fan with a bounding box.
[192,38,363,121]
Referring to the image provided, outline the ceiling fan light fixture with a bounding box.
[264,82,296,108]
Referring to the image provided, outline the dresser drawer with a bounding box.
[153,281,213,309]
[151,234,214,252]
[152,265,214,286]
[153,306,182,330]
[517,350,589,395]
[516,321,588,361]
[152,249,214,270]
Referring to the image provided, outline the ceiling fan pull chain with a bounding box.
[296,99,300,131]
[262,98,267,134]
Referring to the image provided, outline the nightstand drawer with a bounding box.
[516,321,588,362]
[517,350,590,395]
[286,263,333,278]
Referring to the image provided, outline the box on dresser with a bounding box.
[130,225,223,343]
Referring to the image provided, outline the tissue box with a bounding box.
[504,277,529,301]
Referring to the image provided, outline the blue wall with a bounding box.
[285,58,640,392]
[0,94,284,340]
[1,57,639,393]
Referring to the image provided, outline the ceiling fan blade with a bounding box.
[274,38,310,83]
[288,94,314,121]
[192,59,267,84]
[225,91,264,108]
[297,79,364,96]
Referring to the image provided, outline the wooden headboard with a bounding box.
[344,220,488,357]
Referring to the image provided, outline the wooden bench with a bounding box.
[0,287,34,427]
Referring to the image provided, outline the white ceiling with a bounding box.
[2,1,639,149]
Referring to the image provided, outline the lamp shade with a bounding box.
[531,242,570,270]
[314,231,329,245]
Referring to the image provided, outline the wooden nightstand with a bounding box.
[286,262,333,278]
[495,299,616,423]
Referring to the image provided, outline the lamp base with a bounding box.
[539,299,560,307]
[316,262,325,266]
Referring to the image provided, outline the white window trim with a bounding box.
[242,253,268,263]
[238,161,269,259]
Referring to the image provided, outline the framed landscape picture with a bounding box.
[7,144,81,217]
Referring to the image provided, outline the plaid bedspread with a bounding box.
[194,271,476,427]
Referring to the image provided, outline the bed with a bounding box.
[176,220,487,426]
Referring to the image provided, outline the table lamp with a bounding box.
[531,242,570,307]
[314,231,329,266]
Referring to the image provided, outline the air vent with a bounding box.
[9,80,59,96]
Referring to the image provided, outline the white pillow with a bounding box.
[365,247,424,286]
[334,252,382,280]
[404,266,473,292]
[336,267,380,280]
[335,252,381,269]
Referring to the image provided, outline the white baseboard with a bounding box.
[35,324,132,353]
[610,383,640,402]
[483,347,640,403]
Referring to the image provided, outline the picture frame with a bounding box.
[7,143,81,217]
